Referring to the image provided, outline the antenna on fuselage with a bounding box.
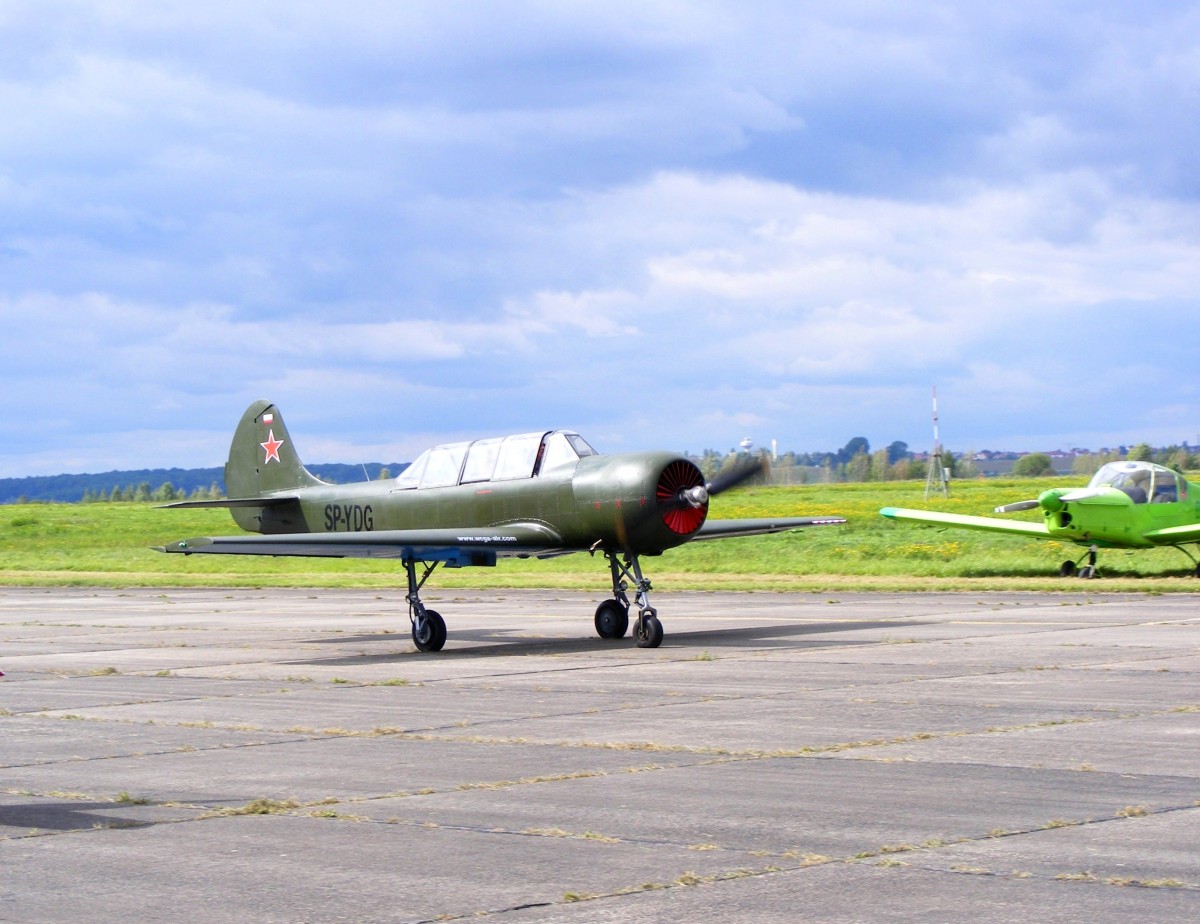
[925,386,950,499]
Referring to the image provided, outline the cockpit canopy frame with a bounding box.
[1088,460,1186,504]
[394,430,597,490]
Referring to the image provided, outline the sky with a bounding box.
[3,0,1200,476]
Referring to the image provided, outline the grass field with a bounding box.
[2,476,1198,593]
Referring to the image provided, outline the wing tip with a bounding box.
[156,538,213,554]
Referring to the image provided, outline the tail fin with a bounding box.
[226,400,323,497]
[161,401,323,534]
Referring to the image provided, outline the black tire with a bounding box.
[594,600,630,639]
[1077,566,1095,580]
[412,609,447,652]
[636,614,663,649]
[1058,560,1077,577]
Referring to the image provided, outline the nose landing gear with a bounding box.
[594,547,664,648]
[1060,545,1099,579]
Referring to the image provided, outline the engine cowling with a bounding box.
[569,453,709,554]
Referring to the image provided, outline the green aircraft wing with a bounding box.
[1143,523,1200,545]
[879,507,1051,538]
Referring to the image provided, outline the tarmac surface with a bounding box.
[1,586,1198,923]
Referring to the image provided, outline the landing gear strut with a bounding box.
[1060,545,1099,579]
[595,547,663,648]
[404,557,446,652]
[1168,544,1200,577]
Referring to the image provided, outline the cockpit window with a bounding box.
[420,442,469,488]
[394,450,428,490]
[396,430,599,489]
[1089,461,1171,505]
[538,432,581,473]
[533,431,596,474]
[1151,467,1181,503]
[492,432,546,480]
[461,437,503,484]
[566,433,597,457]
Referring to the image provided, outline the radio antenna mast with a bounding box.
[925,386,950,499]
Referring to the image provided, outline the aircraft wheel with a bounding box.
[1058,560,1077,577]
[412,609,447,652]
[594,600,629,639]
[1077,566,1095,580]
[1194,563,1200,579]
[635,613,663,649]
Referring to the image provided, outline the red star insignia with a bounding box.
[260,429,284,464]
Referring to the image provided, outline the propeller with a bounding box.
[666,455,769,512]
[995,486,1102,516]
[1059,488,1105,503]
[994,499,1039,513]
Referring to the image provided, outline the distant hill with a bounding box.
[0,463,408,504]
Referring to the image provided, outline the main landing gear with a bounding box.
[1169,544,1200,578]
[1059,545,1100,579]
[1060,544,1200,579]
[594,548,664,648]
[400,549,670,653]
[404,557,446,652]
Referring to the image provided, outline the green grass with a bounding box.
[1,476,1198,592]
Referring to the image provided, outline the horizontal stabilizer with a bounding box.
[880,507,1051,538]
[158,495,300,509]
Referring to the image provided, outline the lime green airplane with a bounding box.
[881,460,1200,578]
[159,400,844,651]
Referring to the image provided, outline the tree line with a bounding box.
[697,438,1199,486]
[4,440,1196,504]
[0,463,402,504]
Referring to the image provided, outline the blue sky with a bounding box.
[3,1,1199,476]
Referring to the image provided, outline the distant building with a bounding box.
[970,451,1077,476]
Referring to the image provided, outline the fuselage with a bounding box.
[242,449,710,557]
[1037,461,1199,548]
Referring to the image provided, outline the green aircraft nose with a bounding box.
[1038,489,1067,513]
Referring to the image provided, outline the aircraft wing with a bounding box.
[156,523,567,564]
[880,507,1051,538]
[693,516,846,540]
[1143,523,1200,545]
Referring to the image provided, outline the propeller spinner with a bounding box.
[664,456,768,512]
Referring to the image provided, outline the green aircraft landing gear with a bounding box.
[1073,545,1099,579]
[1167,544,1200,577]
[404,557,446,652]
[597,548,663,648]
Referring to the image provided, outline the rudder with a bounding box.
[225,400,324,502]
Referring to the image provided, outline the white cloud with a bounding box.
[3,3,1200,474]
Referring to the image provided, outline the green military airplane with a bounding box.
[880,459,1200,578]
[159,400,845,651]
